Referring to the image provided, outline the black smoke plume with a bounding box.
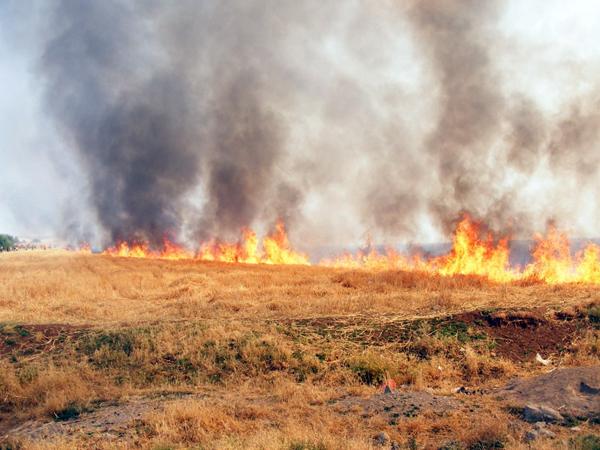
[38,1,600,246]
[41,0,304,245]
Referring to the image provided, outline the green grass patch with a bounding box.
[569,434,600,450]
[52,403,84,421]
[288,441,327,450]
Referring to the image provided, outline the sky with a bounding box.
[1,1,600,248]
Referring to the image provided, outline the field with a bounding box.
[0,251,598,449]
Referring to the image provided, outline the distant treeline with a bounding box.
[0,234,18,251]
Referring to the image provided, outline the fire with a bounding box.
[104,241,153,258]
[262,221,310,265]
[196,221,309,265]
[78,242,92,254]
[103,220,309,266]
[576,244,600,283]
[429,217,515,282]
[523,226,573,283]
[321,236,415,271]
[99,215,600,284]
[321,215,600,284]
[523,226,600,284]
[322,215,515,282]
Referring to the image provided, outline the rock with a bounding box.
[496,366,600,422]
[453,386,486,395]
[373,432,390,446]
[335,390,460,423]
[580,381,599,395]
[539,428,556,438]
[525,425,556,442]
[524,430,538,442]
[522,404,564,423]
[390,441,400,450]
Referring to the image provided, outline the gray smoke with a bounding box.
[42,1,201,245]
[405,0,511,233]
[388,0,600,236]
[41,0,310,245]
[37,1,600,247]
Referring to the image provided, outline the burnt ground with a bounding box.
[451,309,579,362]
[281,304,597,363]
[334,390,463,424]
[2,393,201,443]
[496,366,600,422]
[4,369,597,445]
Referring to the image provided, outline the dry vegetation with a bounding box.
[0,250,598,449]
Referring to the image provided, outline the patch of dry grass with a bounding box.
[0,251,598,449]
[1,250,598,325]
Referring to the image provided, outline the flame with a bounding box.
[321,243,415,271]
[523,226,573,283]
[103,220,309,266]
[576,244,600,283]
[104,241,153,258]
[322,215,512,281]
[523,226,600,284]
[78,242,92,254]
[197,221,309,265]
[98,215,600,283]
[429,216,515,282]
[321,215,600,284]
[262,221,310,265]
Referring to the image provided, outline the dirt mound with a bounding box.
[455,310,578,362]
[334,390,461,425]
[496,366,600,422]
[284,308,583,363]
[2,393,198,443]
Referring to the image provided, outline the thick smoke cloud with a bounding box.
[37,0,600,246]
[41,0,308,245]
[42,1,201,244]
[402,0,522,234]
[391,0,600,236]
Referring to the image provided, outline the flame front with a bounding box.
[322,215,600,284]
[430,217,515,282]
[100,216,600,284]
[104,220,309,266]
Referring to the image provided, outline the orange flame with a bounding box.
[104,220,309,266]
[321,215,600,284]
[78,242,92,254]
[99,216,600,283]
[523,226,573,283]
[429,217,515,282]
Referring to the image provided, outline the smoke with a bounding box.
[401,0,515,234]
[41,2,198,244]
[35,1,600,246]
[41,0,311,245]
[382,0,600,237]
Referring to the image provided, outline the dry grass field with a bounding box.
[0,251,598,449]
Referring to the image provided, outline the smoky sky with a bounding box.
[3,0,600,246]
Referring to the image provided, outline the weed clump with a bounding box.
[569,434,600,450]
[288,441,327,450]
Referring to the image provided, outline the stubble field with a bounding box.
[0,251,598,449]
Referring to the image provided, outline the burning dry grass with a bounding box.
[0,250,598,326]
[0,251,598,448]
